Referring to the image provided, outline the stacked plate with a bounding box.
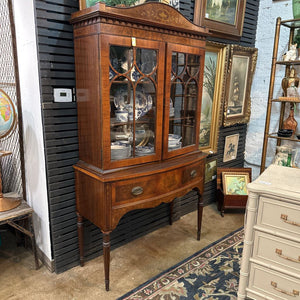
[277,129,293,137]
[168,134,182,151]
[111,141,131,160]
[135,145,155,156]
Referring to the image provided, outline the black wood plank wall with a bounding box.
[34,0,259,273]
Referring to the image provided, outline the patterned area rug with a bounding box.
[118,227,244,300]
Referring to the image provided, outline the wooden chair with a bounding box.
[216,167,252,217]
[0,197,39,269]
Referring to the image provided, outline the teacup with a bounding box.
[115,111,128,122]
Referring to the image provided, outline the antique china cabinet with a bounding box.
[71,2,209,290]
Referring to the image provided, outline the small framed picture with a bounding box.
[205,159,217,183]
[223,133,239,162]
[222,171,250,195]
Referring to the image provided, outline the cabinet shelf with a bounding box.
[273,97,300,103]
[110,119,155,127]
[281,18,300,28]
[276,60,300,65]
[268,133,300,142]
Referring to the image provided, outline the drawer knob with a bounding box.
[280,214,300,227]
[271,281,299,297]
[190,169,197,178]
[275,248,300,263]
[131,186,143,196]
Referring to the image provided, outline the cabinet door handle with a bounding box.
[271,281,299,297]
[281,214,300,227]
[275,249,300,263]
[190,169,197,178]
[131,186,143,196]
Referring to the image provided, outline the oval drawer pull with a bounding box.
[190,169,197,178]
[275,249,300,263]
[280,214,300,227]
[271,281,299,297]
[131,186,143,196]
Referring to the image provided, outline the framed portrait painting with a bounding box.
[223,45,257,127]
[223,133,239,162]
[222,171,250,195]
[199,42,228,154]
[193,0,246,40]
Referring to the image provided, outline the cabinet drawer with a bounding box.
[248,263,300,300]
[257,196,300,239]
[182,163,203,185]
[112,162,203,205]
[252,231,300,276]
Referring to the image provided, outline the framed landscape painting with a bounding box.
[223,45,257,126]
[222,171,250,195]
[193,0,246,40]
[199,42,228,153]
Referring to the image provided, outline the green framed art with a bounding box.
[222,171,250,195]
[193,0,246,41]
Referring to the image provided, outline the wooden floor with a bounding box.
[0,203,244,300]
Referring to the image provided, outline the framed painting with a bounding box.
[79,0,100,9]
[223,45,257,127]
[205,158,217,183]
[222,171,250,195]
[223,133,239,162]
[199,42,228,154]
[193,0,246,40]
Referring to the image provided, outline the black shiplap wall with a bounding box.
[35,0,259,273]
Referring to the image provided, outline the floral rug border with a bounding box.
[118,227,244,300]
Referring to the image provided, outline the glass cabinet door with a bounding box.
[163,43,205,159]
[101,36,164,169]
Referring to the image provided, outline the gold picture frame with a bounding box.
[199,42,228,154]
[223,45,257,127]
[222,171,250,195]
[223,133,239,162]
[193,0,246,41]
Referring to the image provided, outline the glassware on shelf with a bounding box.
[283,105,298,134]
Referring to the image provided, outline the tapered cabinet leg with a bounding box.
[77,212,84,267]
[103,232,111,291]
[197,194,203,241]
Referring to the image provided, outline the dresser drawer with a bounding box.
[257,196,300,240]
[112,162,203,205]
[252,231,300,276]
[247,263,300,300]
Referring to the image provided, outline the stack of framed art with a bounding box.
[216,167,251,216]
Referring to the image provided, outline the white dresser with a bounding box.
[238,165,300,300]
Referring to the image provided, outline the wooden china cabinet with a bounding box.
[71,2,209,291]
